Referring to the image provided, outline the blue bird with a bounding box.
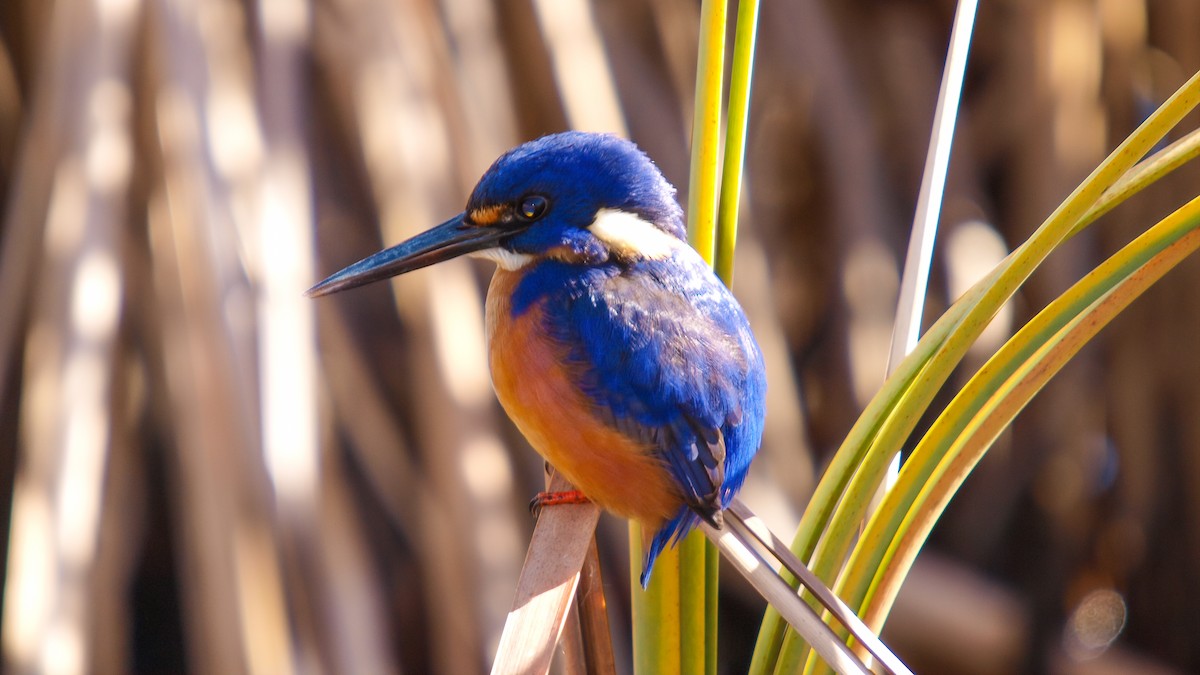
[309,131,766,586]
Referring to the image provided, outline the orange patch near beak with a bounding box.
[468,205,505,227]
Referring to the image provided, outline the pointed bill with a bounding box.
[307,212,511,297]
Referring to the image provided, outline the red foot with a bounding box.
[529,489,591,516]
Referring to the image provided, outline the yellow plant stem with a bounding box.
[749,271,992,674]
[804,197,1200,675]
[1073,127,1200,237]
[715,0,760,283]
[706,538,720,672]
[635,2,729,674]
[686,0,727,264]
[631,523,682,674]
[679,530,713,675]
[848,194,1200,649]
[631,527,717,675]
[756,69,1200,675]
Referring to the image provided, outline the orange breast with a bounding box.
[486,268,681,530]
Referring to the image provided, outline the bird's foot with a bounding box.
[529,489,590,518]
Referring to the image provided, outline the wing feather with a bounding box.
[538,252,760,519]
[514,248,766,585]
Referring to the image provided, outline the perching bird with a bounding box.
[309,131,766,586]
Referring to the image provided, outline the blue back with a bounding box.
[512,245,767,585]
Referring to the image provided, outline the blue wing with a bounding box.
[513,247,767,585]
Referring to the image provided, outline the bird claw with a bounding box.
[707,509,724,529]
[529,490,590,518]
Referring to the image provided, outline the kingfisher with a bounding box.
[308,131,766,586]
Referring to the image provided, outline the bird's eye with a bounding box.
[517,195,549,221]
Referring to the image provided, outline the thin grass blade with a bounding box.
[847,192,1200,639]
[698,522,871,675]
[758,69,1200,674]
[888,0,979,373]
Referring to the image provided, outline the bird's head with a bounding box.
[307,132,685,296]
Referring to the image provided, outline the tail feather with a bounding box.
[640,484,739,587]
[639,508,699,587]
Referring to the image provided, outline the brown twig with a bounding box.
[491,471,600,675]
[575,536,617,675]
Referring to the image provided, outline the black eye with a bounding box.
[517,195,548,221]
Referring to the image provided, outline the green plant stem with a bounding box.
[755,69,1200,675]
[679,531,710,674]
[714,0,760,283]
[705,538,720,675]
[631,524,681,674]
[805,194,1200,675]
[1072,127,1200,237]
[847,193,1200,642]
[686,0,727,265]
[634,2,729,674]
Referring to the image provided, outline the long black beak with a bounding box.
[306,212,509,297]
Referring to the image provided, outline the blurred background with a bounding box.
[0,0,1198,673]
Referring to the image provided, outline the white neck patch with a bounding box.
[469,247,534,270]
[588,208,680,260]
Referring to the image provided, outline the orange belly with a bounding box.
[485,268,680,530]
